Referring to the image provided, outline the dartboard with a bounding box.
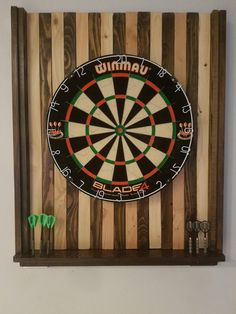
[47,54,193,202]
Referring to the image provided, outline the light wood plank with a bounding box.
[173,13,186,249]
[27,13,42,250]
[51,12,67,249]
[137,12,150,250]
[100,12,114,249]
[125,12,138,249]
[78,192,91,249]
[76,13,91,249]
[197,14,210,222]
[76,13,88,66]
[126,12,137,54]
[149,12,162,248]
[101,12,113,54]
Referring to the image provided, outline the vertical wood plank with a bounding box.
[149,12,162,249]
[197,14,210,224]
[137,12,150,250]
[161,13,174,250]
[39,13,53,250]
[76,13,91,249]
[209,10,226,251]
[208,11,219,250]
[173,13,186,249]
[18,8,30,253]
[52,12,67,249]
[113,13,126,250]
[125,12,138,249]
[64,12,78,249]
[101,12,114,250]
[185,13,199,247]
[28,13,42,250]
[89,13,103,249]
[11,7,22,254]
[76,13,89,65]
[216,11,226,251]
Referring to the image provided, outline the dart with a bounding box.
[39,213,48,254]
[27,214,38,256]
[46,215,56,255]
[200,220,210,254]
[186,221,193,255]
[193,220,201,255]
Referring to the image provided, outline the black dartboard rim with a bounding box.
[47,54,193,202]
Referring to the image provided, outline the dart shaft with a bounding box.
[31,229,35,256]
[203,235,207,254]
[189,237,192,255]
[196,236,199,254]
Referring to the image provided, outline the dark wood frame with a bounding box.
[12,6,226,266]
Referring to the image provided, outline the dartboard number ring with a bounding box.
[47,54,193,202]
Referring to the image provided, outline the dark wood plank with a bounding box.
[64,12,78,250]
[216,11,226,252]
[113,13,125,53]
[114,203,126,250]
[209,11,221,251]
[137,12,150,250]
[88,13,103,249]
[39,13,54,251]
[184,13,199,248]
[11,7,22,254]
[161,13,174,249]
[90,198,103,249]
[113,13,126,250]
[17,8,31,254]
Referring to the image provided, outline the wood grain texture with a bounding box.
[173,13,186,249]
[161,13,174,250]
[208,10,219,250]
[11,7,23,254]
[136,12,150,250]
[149,12,162,249]
[18,8,30,253]
[113,13,126,250]
[88,13,103,249]
[125,12,138,249]
[209,10,226,251]
[197,14,210,223]
[76,13,88,66]
[12,8,226,263]
[64,12,79,250]
[52,12,67,250]
[76,13,91,249]
[27,13,42,250]
[185,13,199,247]
[216,11,226,251]
[100,13,114,250]
[39,13,53,250]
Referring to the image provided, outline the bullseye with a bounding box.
[115,125,126,136]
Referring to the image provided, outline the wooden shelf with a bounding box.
[14,250,225,266]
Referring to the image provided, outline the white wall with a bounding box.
[0,1,236,313]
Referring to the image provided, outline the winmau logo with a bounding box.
[95,61,149,76]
